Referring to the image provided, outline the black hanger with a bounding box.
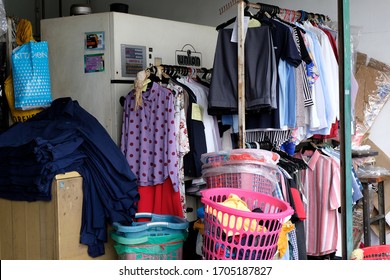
[146,73,161,92]
[169,77,197,103]
[216,3,254,31]
[298,141,319,156]
[275,149,308,171]
[183,67,189,76]
[308,12,316,22]
[258,3,280,17]
[161,64,178,80]
[162,65,172,77]
[252,12,274,28]
[149,74,160,83]
[253,3,279,28]
[297,10,309,23]
[144,66,161,83]
[254,136,274,151]
[200,67,209,80]
[119,96,126,107]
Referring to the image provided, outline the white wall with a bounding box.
[3,0,239,27]
[4,0,390,155]
[5,0,389,63]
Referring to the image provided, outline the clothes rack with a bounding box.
[225,0,353,259]
[235,0,333,149]
[155,64,212,78]
[118,65,212,107]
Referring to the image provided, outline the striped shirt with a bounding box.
[290,25,313,108]
[295,150,341,256]
[245,129,293,148]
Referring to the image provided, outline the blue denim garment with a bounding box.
[0,97,139,258]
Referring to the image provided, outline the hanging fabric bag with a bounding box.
[11,40,52,110]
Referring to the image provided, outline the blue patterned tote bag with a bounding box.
[11,41,52,110]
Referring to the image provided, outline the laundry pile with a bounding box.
[0,97,139,257]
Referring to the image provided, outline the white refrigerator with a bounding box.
[41,12,217,145]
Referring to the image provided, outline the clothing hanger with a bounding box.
[161,64,179,80]
[162,65,171,76]
[215,3,254,31]
[185,67,190,76]
[119,96,126,107]
[257,3,279,17]
[299,139,331,157]
[297,10,308,23]
[253,11,275,28]
[297,140,317,154]
[275,149,308,171]
[145,71,161,91]
[194,68,211,87]
[145,66,161,82]
[291,10,297,23]
[269,7,296,27]
[274,10,306,34]
[314,14,324,24]
[162,64,198,101]
[307,12,319,26]
[282,9,289,21]
[253,3,281,28]
[200,67,209,80]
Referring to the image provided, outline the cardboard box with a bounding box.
[354,54,390,143]
[0,172,117,260]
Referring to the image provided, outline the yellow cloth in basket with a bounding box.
[208,193,266,236]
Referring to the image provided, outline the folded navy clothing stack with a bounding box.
[0,97,139,258]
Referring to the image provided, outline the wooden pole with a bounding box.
[237,0,246,148]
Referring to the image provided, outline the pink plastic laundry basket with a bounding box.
[203,171,276,196]
[201,188,293,260]
[202,162,280,196]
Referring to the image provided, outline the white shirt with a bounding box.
[177,77,221,153]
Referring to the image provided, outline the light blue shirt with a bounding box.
[322,147,363,203]
[285,62,297,128]
[303,26,334,136]
[278,60,297,129]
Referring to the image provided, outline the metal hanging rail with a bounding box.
[219,0,331,21]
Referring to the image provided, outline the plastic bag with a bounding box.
[5,19,45,122]
[202,162,280,185]
[356,165,390,178]
[0,0,7,37]
[350,25,363,75]
[4,74,43,122]
[353,55,390,146]
[11,40,52,110]
[201,149,280,165]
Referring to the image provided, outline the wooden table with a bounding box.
[359,176,388,246]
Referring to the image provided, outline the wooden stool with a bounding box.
[359,177,387,247]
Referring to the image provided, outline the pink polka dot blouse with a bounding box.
[120,82,179,191]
